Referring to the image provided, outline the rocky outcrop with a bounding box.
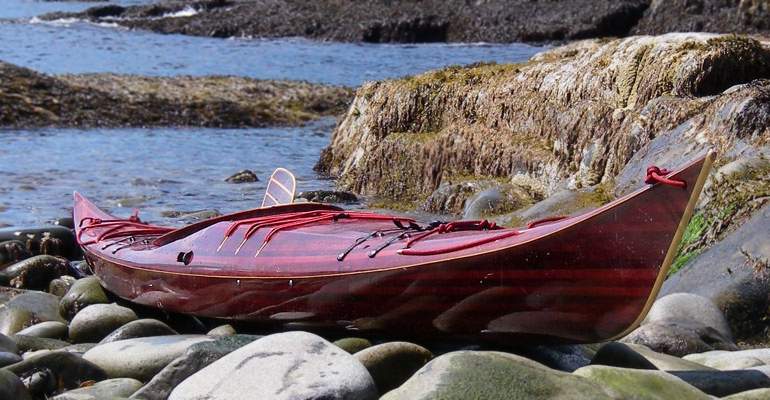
[43,0,650,43]
[633,0,770,37]
[318,34,770,210]
[0,61,351,128]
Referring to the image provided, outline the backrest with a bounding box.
[261,168,296,207]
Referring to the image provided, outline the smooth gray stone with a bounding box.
[622,319,738,357]
[16,321,69,339]
[100,319,178,344]
[130,335,260,400]
[685,349,770,369]
[2,351,107,398]
[0,351,22,367]
[624,344,715,371]
[515,344,594,372]
[168,331,377,400]
[670,370,770,397]
[355,341,433,394]
[0,290,65,335]
[69,303,137,343]
[0,332,18,353]
[334,337,373,354]
[590,342,658,370]
[51,378,143,400]
[59,277,109,320]
[206,324,236,337]
[0,368,32,400]
[12,334,70,352]
[84,335,213,381]
[49,275,77,298]
[644,293,733,341]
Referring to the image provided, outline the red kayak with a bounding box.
[74,151,714,343]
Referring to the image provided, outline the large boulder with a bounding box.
[643,293,733,341]
[83,335,213,381]
[382,351,613,399]
[168,331,377,400]
[68,303,138,343]
[574,365,711,399]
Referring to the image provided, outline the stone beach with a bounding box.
[2,0,770,399]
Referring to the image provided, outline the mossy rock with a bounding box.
[574,365,711,400]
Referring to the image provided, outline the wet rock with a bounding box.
[355,341,433,394]
[0,255,69,290]
[382,351,612,399]
[206,324,235,337]
[49,275,78,298]
[0,290,64,335]
[0,332,18,353]
[624,344,715,371]
[100,318,177,344]
[0,369,32,400]
[334,337,372,354]
[60,277,109,320]
[296,190,358,204]
[168,331,377,400]
[622,320,738,357]
[84,335,213,381]
[16,321,68,339]
[723,388,770,399]
[3,351,107,398]
[685,349,770,370]
[574,365,711,399]
[590,342,658,370]
[12,334,70,352]
[69,303,138,343]
[0,351,22,367]
[644,293,733,342]
[0,226,80,260]
[51,378,143,400]
[130,335,260,400]
[225,169,259,183]
[668,370,770,397]
[0,240,30,269]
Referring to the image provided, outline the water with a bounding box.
[0,0,544,226]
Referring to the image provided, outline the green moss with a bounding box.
[669,213,707,276]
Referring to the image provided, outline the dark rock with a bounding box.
[0,369,32,400]
[669,370,770,398]
[69,303,138,343]
[514,344,594,372]
[224,169,259,183]
[2,351,107,398]
[0,351,22,367]
[634,0,770,37]
[622,320,738,357]
[159,209,221,222]
[590,342,658,370]
[51,377,143,400]
[168,331,377,400]
[0,255,69,290]
[49,217,75,230]
[333,337,372,354]
[130,335,260,400]
[48,275,77,298]
[83,335,213,381]
[12,334,70,352]
[16,321,68,340]
[100,318,178,343]
[296,190,358,204]
[355,341,433,394]
[0,226,80,260]
[0,332,18,354]
[0,240,30,269]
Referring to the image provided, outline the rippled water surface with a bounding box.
[0,0,545,226]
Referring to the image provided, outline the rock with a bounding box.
[0,225,80,260]
[0,332,18,353]
[16,321,68,339]
[723,388,770,399]
[225,169,259,183]
[0,240,30,269]
[296,190,358,204]
[168,331,377,400]
[624,344,715,371]
[130,335,260,400]
[334,337,373,354]
[383,351,612,399]
[514,344,594,373]
[355,341,433,394]
[0,351,22,367]
[49,217,75,230]
[3,351,107,397]
[0,255,68,289]
[49,275,78,298]
[0,369,32,400]
[644,293,733,341]
[633,0,770,37]
[100,319,178,344]
[59,277,109,320]
[668,370,770,397]
[622,319,738,357]
[590,342,658,370]
[206,324,235,337]
[51,378,143,400]
[12,334,70,352]
[0,308,35,336]
[69,303,138,343]
[0,290,65,335]
[61,343,98,356]
[84,335,213,381]
[684,349,770,370]
[574,365,711,399]
[159,209,221,222]
[661,204,770,341]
